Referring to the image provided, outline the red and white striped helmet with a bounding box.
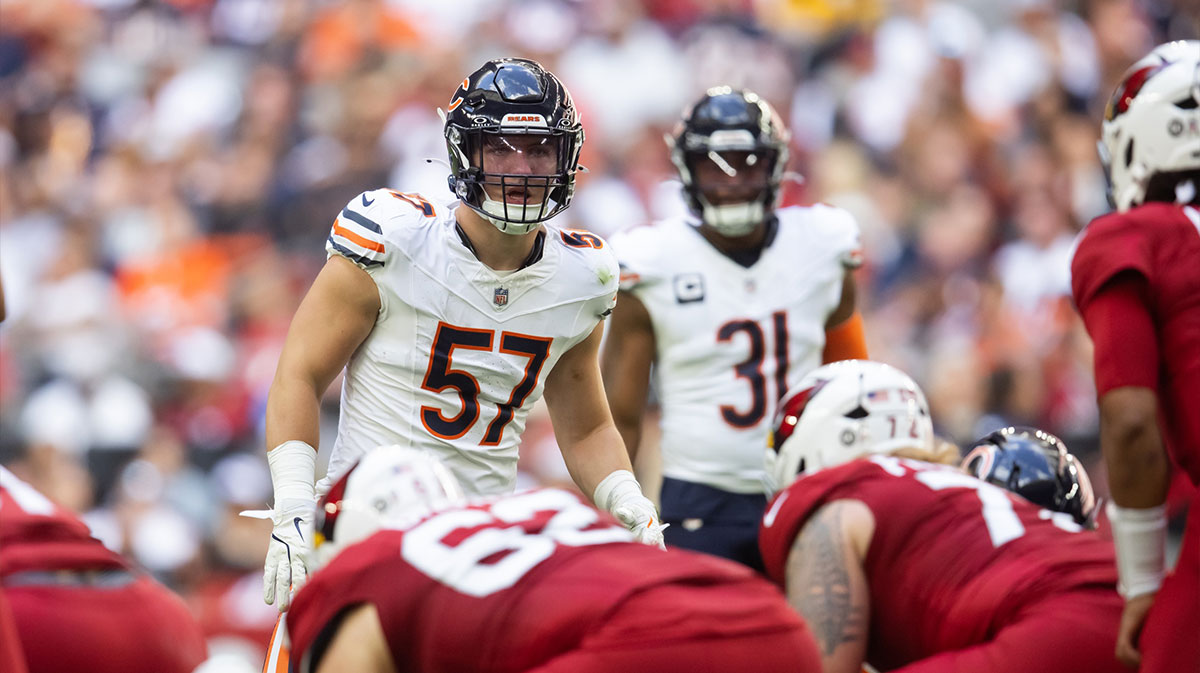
[1100,40,1200,211]
[312,446,465,569]
[765,360,934,494]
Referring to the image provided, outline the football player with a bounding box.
[280,446,822,673]
[962,426,1100,528]
[1070,39,1200,672]
[0,466,207,673]
[261,58,663,611]
[759,360,1128,673]
[602,87,867,570]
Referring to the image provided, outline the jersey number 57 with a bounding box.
[420,322,552,446]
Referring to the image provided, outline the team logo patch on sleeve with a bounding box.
[673,273,705,304]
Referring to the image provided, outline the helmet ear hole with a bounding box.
[1124,139,1135,168]
[839,428,857,445]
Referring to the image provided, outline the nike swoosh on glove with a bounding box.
[263,498,312,612]
[612,503,669,550]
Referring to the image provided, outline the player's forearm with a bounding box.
[610,413,643,464]
[1099,388,1170,599]
[1099,388,1169,508]
[559,422,635,498]
[266,375,324,452]
[600,369,649,463]
[599,291,655,463]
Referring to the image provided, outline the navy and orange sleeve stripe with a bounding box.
[326,205,386,268]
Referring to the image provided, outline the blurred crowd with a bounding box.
[0,0,1196,667]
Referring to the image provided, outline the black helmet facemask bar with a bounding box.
[473,129,571,224]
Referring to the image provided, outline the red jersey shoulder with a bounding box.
[0,467,126,574]
[759,460,886,584]
[287,531,407,669]
[1071,203,1194,307]
[1071,210,1150,308]
[0,468,95,543]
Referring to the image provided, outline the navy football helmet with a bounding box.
[963,426,1099,528]
[443,58,585,234]
[669,87,790,237]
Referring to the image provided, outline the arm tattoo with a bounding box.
[787,504,866,657]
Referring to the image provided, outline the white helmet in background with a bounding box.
[765,360,934,494]
[311,446,465,569]
[1100,40,1200,212]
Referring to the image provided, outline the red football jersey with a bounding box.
[0,586,29,673]
[0,467,126,576]
[1071,203,1200,484]
[288,488,805,673]
[760,457,1118,671]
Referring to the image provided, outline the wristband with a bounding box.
[1107,502,1167,598]
[593,469,642,513]
[268,440,317,505]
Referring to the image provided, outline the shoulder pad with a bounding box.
[1070,211,1152,308]
[326,190,441,269]
[608,223,665,291]
[555,228,618,275]
[551,228,620,316]
[781,204,863,269]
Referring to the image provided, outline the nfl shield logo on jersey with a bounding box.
[494,287,509,307]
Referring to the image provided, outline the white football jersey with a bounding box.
[610,205,861,493]
[317,189,619,496]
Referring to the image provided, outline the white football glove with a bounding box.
[594,470,669,550]
[264,497,312,611]
[262,441,317,612]
[612,502,668,549]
